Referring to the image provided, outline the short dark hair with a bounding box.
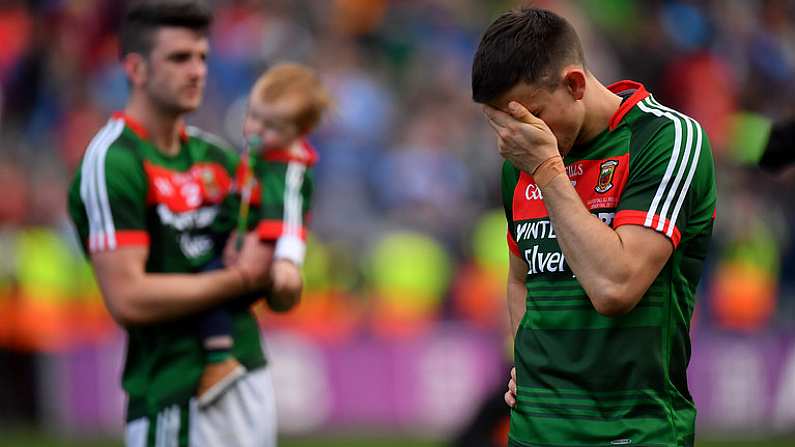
[471,7,585,104]
[119,0,212,59]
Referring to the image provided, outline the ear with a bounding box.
[562,68,586,101]
[122,53,148,87]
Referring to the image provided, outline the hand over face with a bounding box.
[484,101,559,173]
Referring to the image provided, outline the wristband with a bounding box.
[531,155,566,188]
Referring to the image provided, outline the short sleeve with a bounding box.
[613,113,716,248]
[73,137,149,253]
[256,160,313,265]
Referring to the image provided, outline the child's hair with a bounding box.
[250,63,332,134]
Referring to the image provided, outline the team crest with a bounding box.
[595,160,619,193]
[198,168,221,201]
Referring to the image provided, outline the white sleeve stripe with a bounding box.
[95,120,124,250]
[80,118,125,252]
[649,99,693,232]
[659,110,703,237]
[81,120,113,251]
[283,161,306,238]
[645,96,703,236]
[635,98,689,230]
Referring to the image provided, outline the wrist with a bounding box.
[532,155,565,188]
[232,266,252,294]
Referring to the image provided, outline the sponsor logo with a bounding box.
[566,162,584,177]
[524,245,567,275]
[595,160,619,193]
[525,183,544,201]
[515,220,556,242]
[157,204,219,231]
[610,439,632,445]
[179,233,213,259]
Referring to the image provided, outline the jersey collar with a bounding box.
[607,80,650,131]
[112,112,189,143]
[261,139,319,166]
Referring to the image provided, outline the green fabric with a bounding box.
[502,89,716,446]
[253,157,315,230]
[67,118,265,422]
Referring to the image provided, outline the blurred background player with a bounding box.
[66,1,280,445]
[196,62,331,406]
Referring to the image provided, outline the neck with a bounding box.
[125,92,185,156]
[575,73,622,146]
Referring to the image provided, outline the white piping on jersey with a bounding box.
[155,404,180,447]
[649,99,693,234]
[635,97,701,237]
[284,161,306,238]
[80,118,125,252]
[646,96,703,238]
[80,121,109,251]
[186,125,234,152]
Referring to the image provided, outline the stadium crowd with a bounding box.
[1,0,794,354]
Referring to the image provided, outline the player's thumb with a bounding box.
[508,101,534,124]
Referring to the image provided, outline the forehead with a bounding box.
[492,82,553,112]
[249,94,304,118]
[150,26,209,54]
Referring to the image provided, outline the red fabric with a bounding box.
[88,230,150,252]
[262,139,319,166]
[607,80,650,131]
[112,112,189,142]
[507,230,521,257]
[257,220,307,241]
[612,210,682,248]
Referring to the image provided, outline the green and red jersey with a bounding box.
[67,113,266,421]
[230,139,317,265]
[502,81,717,447]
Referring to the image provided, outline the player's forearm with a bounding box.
[538,174,637,315]
[102,268,248,326]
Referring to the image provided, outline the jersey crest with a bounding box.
[595,159,619,193]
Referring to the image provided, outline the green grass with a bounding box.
[3,432,794,447]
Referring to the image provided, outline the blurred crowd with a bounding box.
[1,0,795,353]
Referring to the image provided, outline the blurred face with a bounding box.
[243,96,302,150]
[137,27,208,114]
[492,73,586,155]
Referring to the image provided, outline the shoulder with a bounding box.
[625,96,706,158]
[186,126,235,152]
[262,139,319,167]
[186,125,239,168]
[79,118,141,174]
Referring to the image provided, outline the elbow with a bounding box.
[590,285,639,317]
[105,294,150,327]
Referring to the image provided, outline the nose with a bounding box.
[190,55,207,80]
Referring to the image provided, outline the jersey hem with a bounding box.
[124,360,268,422]
[508,434,675,447]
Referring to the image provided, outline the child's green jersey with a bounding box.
[229,138,317,265]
